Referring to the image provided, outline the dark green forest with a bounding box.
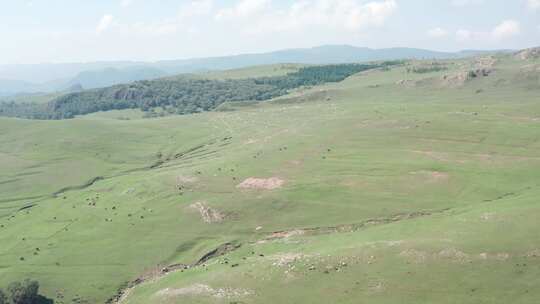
[0,62,399,120]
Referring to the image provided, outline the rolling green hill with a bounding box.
[0,50,539,304]
[0,62,398,119]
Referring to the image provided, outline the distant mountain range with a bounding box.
[0,45,511,97]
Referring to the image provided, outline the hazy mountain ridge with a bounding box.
[0,45,510,96]
[67,66,168,90]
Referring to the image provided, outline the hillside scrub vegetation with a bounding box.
[406,62,448,74]
[0,62,400,120]
[0,280,47,304]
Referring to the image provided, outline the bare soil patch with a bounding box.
[244,138,258,145]
[435,68,493,88]
[480,212,497,221]
[438,248,470,263]
[156,284,253,299]
[368,281,386,294]
[520,63,540,73]
[398,248,520,264]
[525,249,540,258]
[237,177,285,190]
[288,160,303,166]
[176,175,199,184]
[396,79,416,87]
[515,47,540,60]
[474,56,497,69]
[269,253,306,267]
[399,249,428,264]
[412,150,452,162]
[258,229,305,244]
[188,202,226,224]
[410,170,449,182]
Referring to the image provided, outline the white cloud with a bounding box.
[216,0,270,19]
[217,0,398,34]
[451,0,484,7]
[130,0,214,35]
[456,29,472,41]
[128,23,179,35]
[492,19,520,40]
[283,0,397,32]
[101,20,181,36]
[96,15,114,33]
[121,0,133,8]
[528,0,540,10]
[179,0,214,19]
[235,0,270,17]
[427,27,448,38]
[95,1,214,37]
[93,1,398,41]
[455,20,521,43]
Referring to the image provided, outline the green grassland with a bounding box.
[1,53,540,303]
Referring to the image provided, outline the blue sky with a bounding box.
[0,0,539,64]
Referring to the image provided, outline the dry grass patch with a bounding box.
[188,202,226,224]
[269,253,307,267]
[156,284,253,299]
[237,177,285,190]
[409,170,450,183]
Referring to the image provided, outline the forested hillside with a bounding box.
[0,62,399,119]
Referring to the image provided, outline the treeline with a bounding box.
[0,62,400,120]
[49,79,281,120]
[254,63,382,88]
[406,62,448,74]
[0,279,50,304]
[0,102,50,120]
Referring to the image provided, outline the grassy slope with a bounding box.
[0,56,539,303]
[0,92,63,104]
[198,63,304,80]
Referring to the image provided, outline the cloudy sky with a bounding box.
[0,0,539,64]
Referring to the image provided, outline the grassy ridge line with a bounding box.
[124,189,540,304]
[110,208,451,303]
[0,62,401,120]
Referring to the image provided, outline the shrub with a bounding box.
[7,279,39,304]
[0,289,7,304]
[407,63,448,74]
